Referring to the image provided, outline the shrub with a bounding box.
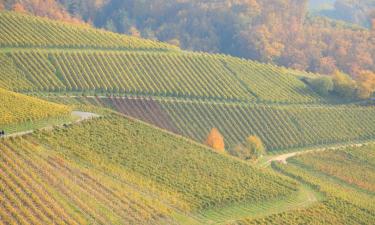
[308,76,334,96]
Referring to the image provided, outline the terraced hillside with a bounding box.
[0,12,176,50]
[0,10,374,225]
[46,96,375,151]
[0,88,71,133]
[0,114,299,224]
[235,144,375,224]
[1,11,375,153]
[0,49,323,103]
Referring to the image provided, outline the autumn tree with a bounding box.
[354,70,375,99]
[332,70,357,98]
[129,26,141,38]
[245,135,265,158]
[9,0,84,25]
[0,2,4,11]
[231,135,265,160]
[205,128,225,153]
[12,3,27,13]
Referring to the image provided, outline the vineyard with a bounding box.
[58,96,375,152]
[0,12,176,51]
[0,12,334,105]
[233,145,375,224]
[288,146,375,192]
[0,10,374,225]
[0,137,174,225]
[0,88,71,130]
[37,115,298,211]
[223,57,321,103]
[0,48,326,103]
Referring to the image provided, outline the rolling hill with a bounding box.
[1,12,373,153]
[0,10,374,225]
[0,113,299,224]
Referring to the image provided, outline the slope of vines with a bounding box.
[162,101,375,151]
[42,96,375,152]
[0,88,70,128]
[223,56,322,103]
[0,11,176,50]
[0,137,175,225]
[234,145,375,224]
[0,49,327,103]
[37,115,298,211]
[0,53,34,91]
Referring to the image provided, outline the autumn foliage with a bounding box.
[12,3,27,13]
[205,128,225,152]
[10,0,84,25]
[232,135,265,160]
[354,70,375,99]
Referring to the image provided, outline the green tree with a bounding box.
[308,76,334,96]
[332,70,357,98]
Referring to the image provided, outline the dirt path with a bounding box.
[71,111,99,123]
[260,142,371,168]
[1,111,99,138]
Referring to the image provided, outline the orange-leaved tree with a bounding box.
[245,135,265,157]
[354,70,375,99]
[12,3,27,13]
[205,128,225,153]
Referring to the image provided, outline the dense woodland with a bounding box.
[317,0,375,28]
[1,0,374,98]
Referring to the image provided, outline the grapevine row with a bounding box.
[0,88,70,127]
[0,12,176,51]
[0,137,172,224]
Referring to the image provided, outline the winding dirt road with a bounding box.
[262,142,369,168]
